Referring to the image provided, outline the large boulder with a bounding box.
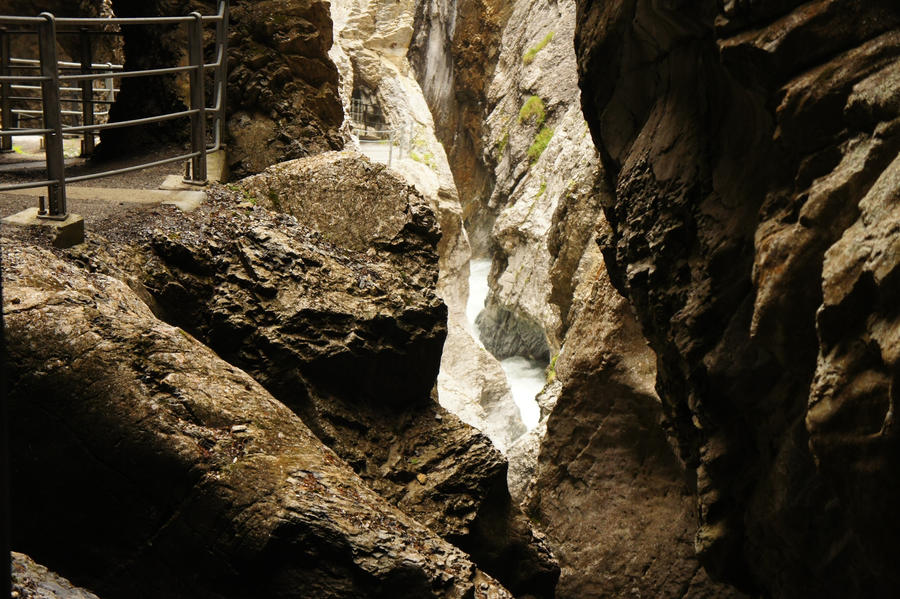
[58,173,557,597]
[3,243,513,599]
[575,0,900,596]
[239,151,527,451]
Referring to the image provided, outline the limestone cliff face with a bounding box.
[410,0,744,596]
[330,0,525,452]
[575,0,900,596]
[409,0,509,249]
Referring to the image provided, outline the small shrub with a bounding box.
[523,31,554,65]
[527,127,554,164]
[518,96,546,127]
[537,180,547,197]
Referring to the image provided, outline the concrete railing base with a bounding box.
[2,208,85,248]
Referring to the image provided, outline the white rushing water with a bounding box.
[467,258,544,431]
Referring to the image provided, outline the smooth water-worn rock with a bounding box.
[4,243,513,599]
[524,233,746,598]
[576,0,900,596]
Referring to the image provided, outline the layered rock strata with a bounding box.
[575,0,900,596]
[4,242,513,599]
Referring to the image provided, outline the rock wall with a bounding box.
[575,0,900,596]
[410,0,748,595]
[93,0,344,174]
[330,0,525,452]
[409,0,509,254]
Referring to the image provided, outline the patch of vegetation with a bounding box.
[410,149,437,170]
[518,96,546,127]
[495,130,510,159]
[527,127,554,164]
[522,31,554,65]
[546,352,559,383]
[537,180,547,197]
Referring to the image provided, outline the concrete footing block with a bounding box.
[2,208,85,248]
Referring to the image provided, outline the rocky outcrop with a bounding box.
[4,242,514,599]
[575,0,900,596]
[11,553,102,599]
[220,0,345,176]
[44,170,557,597]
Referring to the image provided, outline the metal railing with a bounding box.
[0,0,229,220]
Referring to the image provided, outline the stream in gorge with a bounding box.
[466,259,544,430]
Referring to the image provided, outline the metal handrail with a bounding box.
[0,0,229,219]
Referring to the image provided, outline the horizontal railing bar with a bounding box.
[13,84,120,94]
[60,64,196,82]
[11,96,117,105]
[0,127,52,136]
[10,57,123,70]
[62,108,197,133]
[13,108,109,116]
[55,16,194,25]
[0,16,44,24]
[0,75,50,82]
[66,150,202,183]
[0,178,61,192]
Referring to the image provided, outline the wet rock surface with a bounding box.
[4,242,514,599]
[576,0,900,595]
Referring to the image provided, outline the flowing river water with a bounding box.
[466,259,544,430]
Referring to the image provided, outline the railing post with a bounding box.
[1,27,11,152]
[38,12,67,219]
[79,26,94,156]
[184,11,206,185]
[212,0,228,150]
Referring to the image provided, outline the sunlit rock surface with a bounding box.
[330,0,525,452]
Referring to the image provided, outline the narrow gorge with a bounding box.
[2,1,899,598]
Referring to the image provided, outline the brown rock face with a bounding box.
[12,552,102,599]
[53,162,557,597]
[527,219,747,598]
[575,0,900,596]
[96,0,344,172]
[4,243,514,599]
